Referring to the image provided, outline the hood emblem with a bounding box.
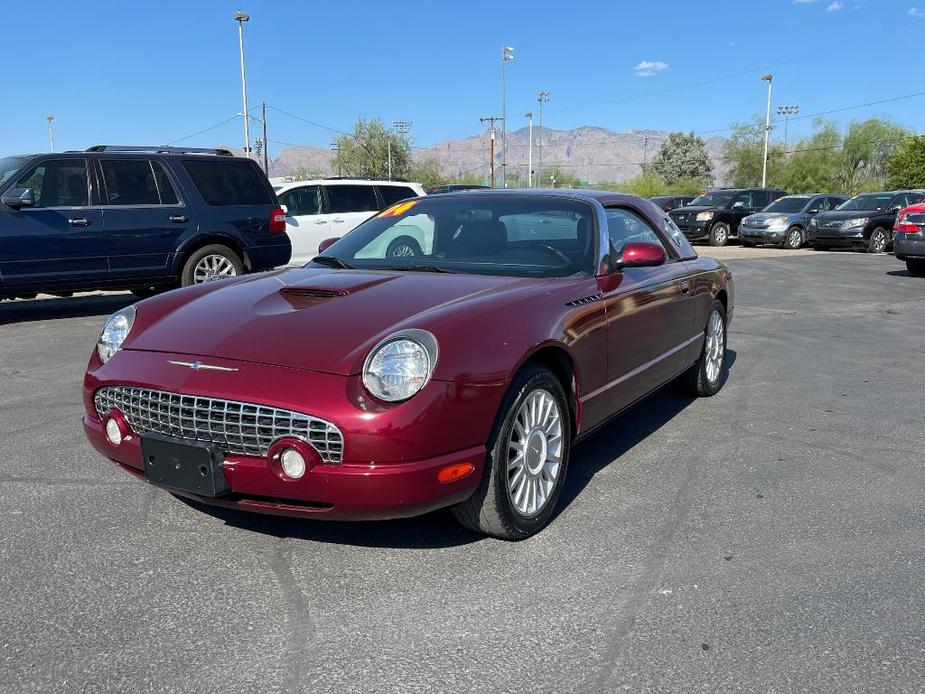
[168,360,238,373]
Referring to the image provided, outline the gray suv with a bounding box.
[739,194,848,249]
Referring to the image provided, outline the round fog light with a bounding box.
[280,448,306,479]
[105,417,123,446]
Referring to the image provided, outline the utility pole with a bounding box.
[46,115,55,152]
[777,104,799,150]
[391,120,412,181]
[331,141,341,177]
[235,10,251,158]
[500,46,514,187]
[261,101,269,174]
[761,73,773,188]
[537,91,549,187]
[524,111,533,187]
[480,116,502,187]
[643,131,649,168]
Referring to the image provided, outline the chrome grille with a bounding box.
[94,386,343,463]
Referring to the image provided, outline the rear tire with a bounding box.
[867,228,889,254]
[709,222,730,247]
[675,300,728,397]
[907,259,925,276]
[452,364,571,540]
[181,244,244,287]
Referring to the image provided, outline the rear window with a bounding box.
[378,185,418,207]
[182,159,272,206]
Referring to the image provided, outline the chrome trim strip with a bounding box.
[167,360,239,372]
[581,333,703,402]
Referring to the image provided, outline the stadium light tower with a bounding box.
[776,104,800,149]
[500,46,514,187]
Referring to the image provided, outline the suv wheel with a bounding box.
[907,259,925,276]
[386,236,422,258]
[783,226,803,250]
[709,222,730,247]
[182,244,244,287]
[868,228,889,254]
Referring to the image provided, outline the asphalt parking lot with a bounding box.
[1,251,923,693]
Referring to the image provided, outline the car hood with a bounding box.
[670,205,722,215]
[814,209,880,221]
[125,267,548,376]
[744,212,800,223]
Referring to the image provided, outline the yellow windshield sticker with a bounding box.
[378,200,419,218]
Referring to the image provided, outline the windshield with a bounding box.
[836,194,892,212]
[765,196,810,213]
[690,191,735,207]
[0,156,28,187]
[313,195,596,278]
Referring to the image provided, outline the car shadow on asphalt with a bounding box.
[886,269,921,278]
[181,349,738,548]
[0,294,135,325]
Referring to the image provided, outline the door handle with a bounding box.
[333,218,345,224]
[170,215,188,224]
[314,219,327,225]
[68,217,90,227]
[679,279,692,295]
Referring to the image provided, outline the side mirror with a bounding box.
[890,206,902,213]
[612,242,667,271]
[2,188,35,209]
[318,237,341,253]
[732,201,745,209]
[807,208,819,215]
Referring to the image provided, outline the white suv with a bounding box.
[275,179,425,264]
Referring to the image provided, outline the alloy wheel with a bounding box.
[193,255,238,283]
[786,228,802,249]
[704,309,725,384]
[506,389,563,517]
[870,230,887,254]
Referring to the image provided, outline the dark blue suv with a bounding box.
[0,145,291,300]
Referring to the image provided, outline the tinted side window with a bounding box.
[183,160,272,206]
[153,162,179,204]
[279,186,322,216]
[100,160,160,205]
[17,159,89,207]
[605,208,669,256]
[753,191,772,208]
[326,184,379,213]
[730,192,750,208]
[378,185,417,207]
[904,192,925,206]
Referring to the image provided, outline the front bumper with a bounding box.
[672,220,710,240]
[807,226,866,247]
[82,349,504,520]
[739,225,786,243]
[894,233,925,260]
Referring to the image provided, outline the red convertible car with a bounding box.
[83,190,734,539]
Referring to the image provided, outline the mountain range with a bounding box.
[240,126,728,185]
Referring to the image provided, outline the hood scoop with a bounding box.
[280,287,350,299]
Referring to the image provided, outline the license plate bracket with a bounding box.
[141,434,229,497]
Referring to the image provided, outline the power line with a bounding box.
[167,115,239,145]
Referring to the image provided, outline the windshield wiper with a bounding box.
[312,255,354,269]
[380,265,456,273]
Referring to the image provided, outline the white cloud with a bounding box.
[827,1,843,10]
[634,60,669,77]
[910,7,924,17]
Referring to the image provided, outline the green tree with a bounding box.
[332,118,411,179]
[290,167,327,181]
[722,117,786,188]
[778,119,844,193]
[649,132,713,186]
[622,169,669,197]
[838,118,910,193]
[407,158,446,188]
[885,135,925,190]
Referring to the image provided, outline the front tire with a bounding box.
[783,226,804,250]
[676,300,728,397]
[709,222,730,247]
[181,244,244,287]
[868,228,889,254]
[452,364,571,540]
[907,259,925,276]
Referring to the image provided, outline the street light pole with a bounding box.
[537,91,549,187]
[777,104,800,150]
[235,10,251,158]
[761,73,773,188]
[46,115,55,152]
[500,46,514,188]
[391,120,412,181]
[524,112,533,187]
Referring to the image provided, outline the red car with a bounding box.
[82,191,734,539]
[894,201,925,276]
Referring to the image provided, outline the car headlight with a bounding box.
[842,217,868,228]
[809,218,818,228]
[695,211,714,221]
[766,216,789,227]
[97,306,136,363]
[362,329,438,402]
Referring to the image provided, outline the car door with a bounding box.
[278,184,327,264]
[597,205,697,415]
[728,191,757,232]
[0,157,106,288]
[324,183,380,237]
[97,158,190,280]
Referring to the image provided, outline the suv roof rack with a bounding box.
[85,145,234,156]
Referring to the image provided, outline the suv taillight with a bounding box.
[270,208,287,233]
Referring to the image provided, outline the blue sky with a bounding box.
[5,0,923,157]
